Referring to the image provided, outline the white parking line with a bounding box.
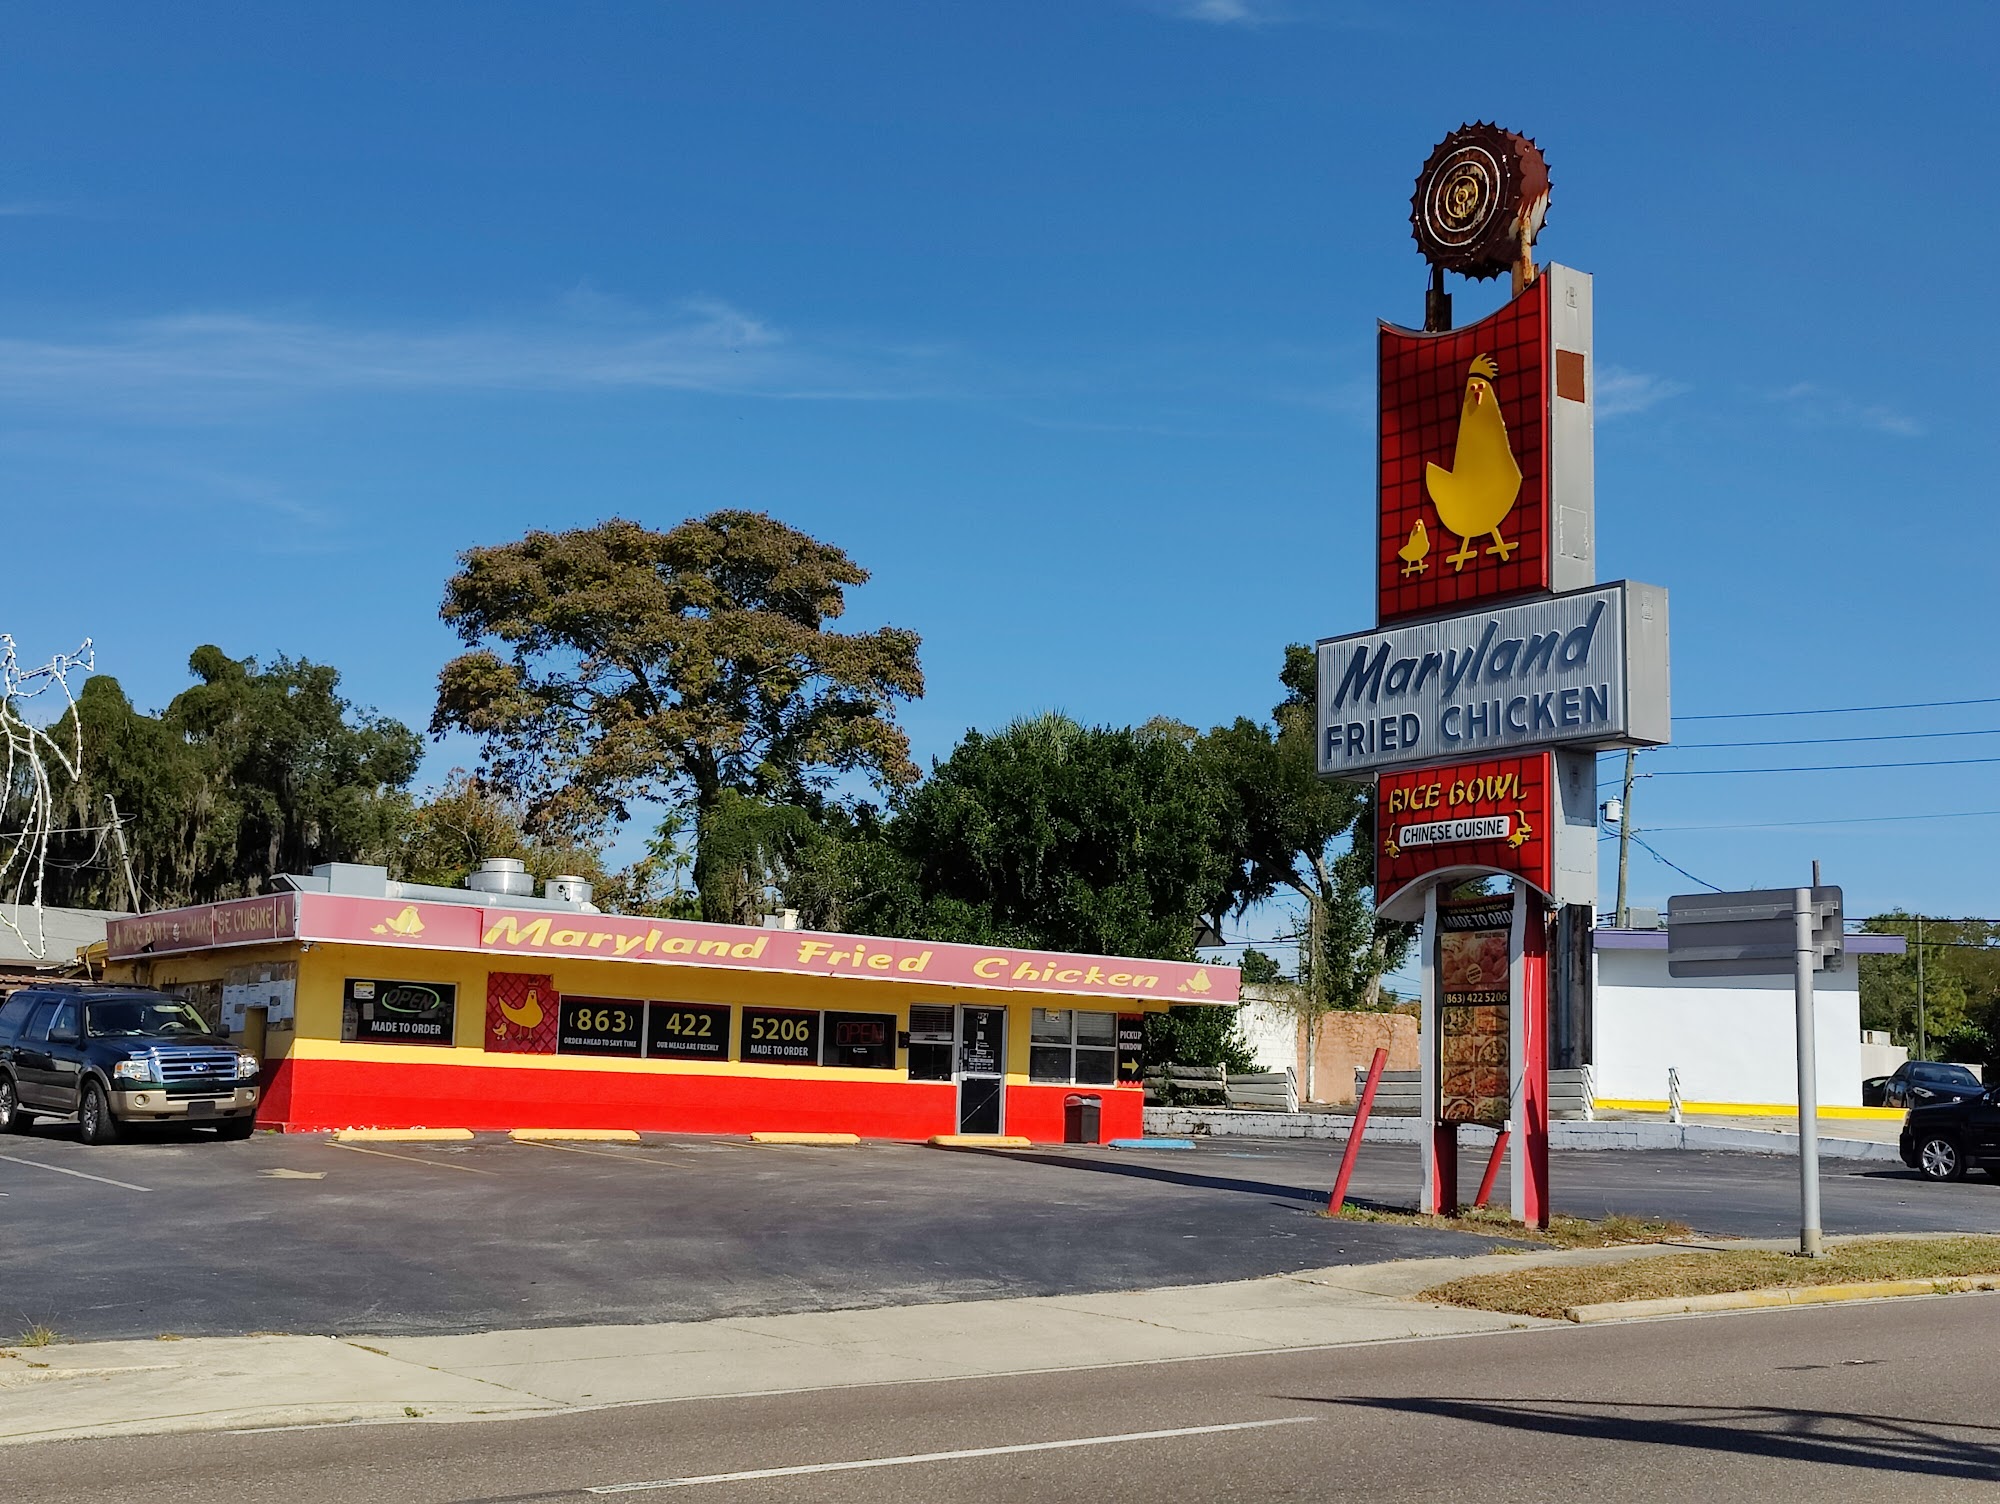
[324,1141,498,1175]
[585,1417,1315,1493]
[510,1140,688,1168]
[0,1152,151,1192]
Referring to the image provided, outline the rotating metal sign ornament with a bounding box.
[1411,123,1551,325]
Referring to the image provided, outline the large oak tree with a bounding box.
[431,512,924,920]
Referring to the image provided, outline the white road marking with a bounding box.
[585,1417,1315,1493]
[324,1141,498,1175]
[0,1152,151,1192]
[510,1139,687,1168]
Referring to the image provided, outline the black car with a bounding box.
[1900,1088,2000,1181]
[0,985,260,1144]
[1865,1060,1986,1110]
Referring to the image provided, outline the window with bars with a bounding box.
[1028,1008,1117,1084]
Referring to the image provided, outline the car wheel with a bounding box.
[78,1081,119,1146]
[215,1116,256,1141]
[1916,1134,1964,1182]
[0,1075,31,1134]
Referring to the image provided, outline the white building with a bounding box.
[1590,927,1906,1110]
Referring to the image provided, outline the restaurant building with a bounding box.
[101,861,1237,1142]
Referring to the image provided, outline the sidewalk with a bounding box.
[0,1241,1739,1448]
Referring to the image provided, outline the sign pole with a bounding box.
[1792,884,1823,1258]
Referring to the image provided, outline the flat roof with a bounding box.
[107,891,1239,1005]
[1595,927,1906,955]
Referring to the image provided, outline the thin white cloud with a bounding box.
[1140,0,1285,24]
[1771,381,1922,438]
[1596,365,1689,419]
[0,299,947,416]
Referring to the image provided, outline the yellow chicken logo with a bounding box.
[1398,517,1430,577]
[498,986,545,1031]
[370,904,425,938]
[1425,354,1523,572]
[1178,968,1213,995]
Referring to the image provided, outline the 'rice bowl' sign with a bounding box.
[1315,580,1670,780]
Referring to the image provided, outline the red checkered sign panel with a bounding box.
[1376,752,1553,908]
[1379,276,1550,624]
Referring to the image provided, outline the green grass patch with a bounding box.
[12,1324,59,1348]
[1332,1202,1692,1250]
[1419,1235,2000,1319]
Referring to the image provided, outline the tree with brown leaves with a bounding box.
[432,511,923,920]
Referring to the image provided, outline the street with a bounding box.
[8,1290,1996,1500]
[1,1126,1993,1342]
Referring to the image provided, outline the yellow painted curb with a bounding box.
[509,1129,642,1143]
[750,1132,860,1146]
[332,1128,475,1143]
[1565,1275,2000,1323]
[930,1134,1033,1148]
[1594,1100,1907,1121]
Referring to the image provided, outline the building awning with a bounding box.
[106,891,1239,1005]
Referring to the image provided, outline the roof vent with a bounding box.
[466,857,534,898]
[544,875,593,907]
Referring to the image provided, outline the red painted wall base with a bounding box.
[258,1057,1144,1143]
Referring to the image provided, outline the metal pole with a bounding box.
[1915,916,1926,1061]
[1793,885,1823,1257]
[1329,1046,1388,1216]
[106,796,141,912]
[1614,750,1635,927]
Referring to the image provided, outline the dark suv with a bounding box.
[0,986,260,1144]
[1899,1088,2000,1182]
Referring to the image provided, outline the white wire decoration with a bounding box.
[0,635,94,959]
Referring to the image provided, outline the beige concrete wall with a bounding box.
[1307,1011,1420,1105]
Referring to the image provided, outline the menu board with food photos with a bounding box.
[1435,896,1513,1126]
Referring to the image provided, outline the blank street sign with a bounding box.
[1666,887,1843,978]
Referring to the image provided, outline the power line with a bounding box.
[1627,832,1722,893]
[1650,755,2000,777]
[1675,695,2000,722]
[1646,809,2000,832]
[1669,728,2000,751]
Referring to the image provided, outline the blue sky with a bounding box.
[3,1,1995,951]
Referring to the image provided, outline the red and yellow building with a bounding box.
[103,874,1237,1143]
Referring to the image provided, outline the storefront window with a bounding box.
[823,1011,897,1069]
[1028,1008,1117,1083]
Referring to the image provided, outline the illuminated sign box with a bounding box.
[1316,579,1668,780]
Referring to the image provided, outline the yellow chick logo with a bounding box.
[499,986,544,1031]
[1178,968,1213,996]
[1506,811,1533,850]
[370,904,425,938]
[1398,517,1430,577]
[1425,354,1523,572]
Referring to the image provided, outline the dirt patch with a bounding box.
[1418,1234,2000,1319]
[1334,1203,1692,1250]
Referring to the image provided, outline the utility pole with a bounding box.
[106,796,141,912]
[1915,915,1927,1061]
[1613,749,1636,927]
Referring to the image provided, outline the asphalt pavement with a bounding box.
[1,1124,1995,1342]
[8,1290,1997,1500]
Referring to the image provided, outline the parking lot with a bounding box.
[3,1124,1997,1343]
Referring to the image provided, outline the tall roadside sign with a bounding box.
[1316,125,1672,1227]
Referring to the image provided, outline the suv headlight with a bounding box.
[235,1052,261,1080]
[112,1058,157,1084]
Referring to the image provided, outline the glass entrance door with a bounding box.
[956,1006,1005,1134]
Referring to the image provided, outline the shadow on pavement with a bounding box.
[1310,1395,2000,1482]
